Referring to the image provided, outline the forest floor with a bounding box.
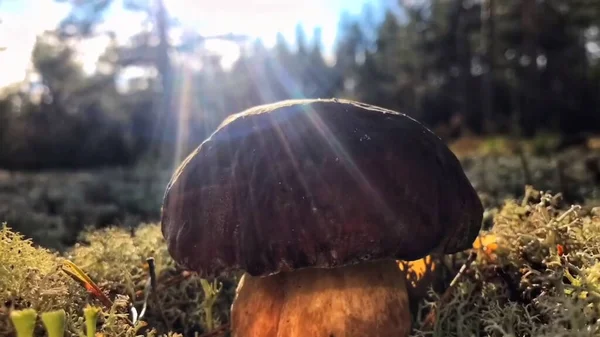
[1,135,600,336]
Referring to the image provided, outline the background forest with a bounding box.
[0,0,600,248]
[1,0,599,170]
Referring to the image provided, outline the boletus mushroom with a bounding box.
[160,98,483,337]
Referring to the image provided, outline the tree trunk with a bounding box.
[153,0,173,166]
[456,1,474,134]
[521,0,538,137]
[481,0,496,134]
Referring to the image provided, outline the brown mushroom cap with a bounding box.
[160,98,483,278]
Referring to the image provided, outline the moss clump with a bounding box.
[411,186,600,336]
[4,184,600,336]
[0,223,89,336]
[0,222,237,337]
[65,223,238,336]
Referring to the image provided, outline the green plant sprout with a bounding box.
[8,305,141,337]
[199,278,223,331]
[83,305,100,337]
[9,308,37,337]
[40,310,66,337]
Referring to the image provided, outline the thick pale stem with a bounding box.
[230,259,411,337]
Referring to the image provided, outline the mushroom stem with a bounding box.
[230,259,411,337]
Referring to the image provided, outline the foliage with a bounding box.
[0,31,138,170]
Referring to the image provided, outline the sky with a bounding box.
[0,0,383,89]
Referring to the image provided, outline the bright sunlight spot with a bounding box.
[0,0,379,89]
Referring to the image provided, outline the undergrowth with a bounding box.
[0,225,87,337]
[411,186,600,337]
[2,185,600,336]
[0,223,237,337]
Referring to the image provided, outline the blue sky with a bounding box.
[0,0,386,88]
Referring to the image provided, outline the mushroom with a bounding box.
[160,98,483,337]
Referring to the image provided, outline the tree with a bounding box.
[333,12,366,99]
[480,0,496,134]
[306,27,338,98]
[55,0,174,165]
[0,31,133,169]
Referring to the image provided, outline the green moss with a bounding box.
[411,186,600,336]
[0,222,235,337]
[65,223,237,336]
[4,183,600,336]
[0,223,89,337]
